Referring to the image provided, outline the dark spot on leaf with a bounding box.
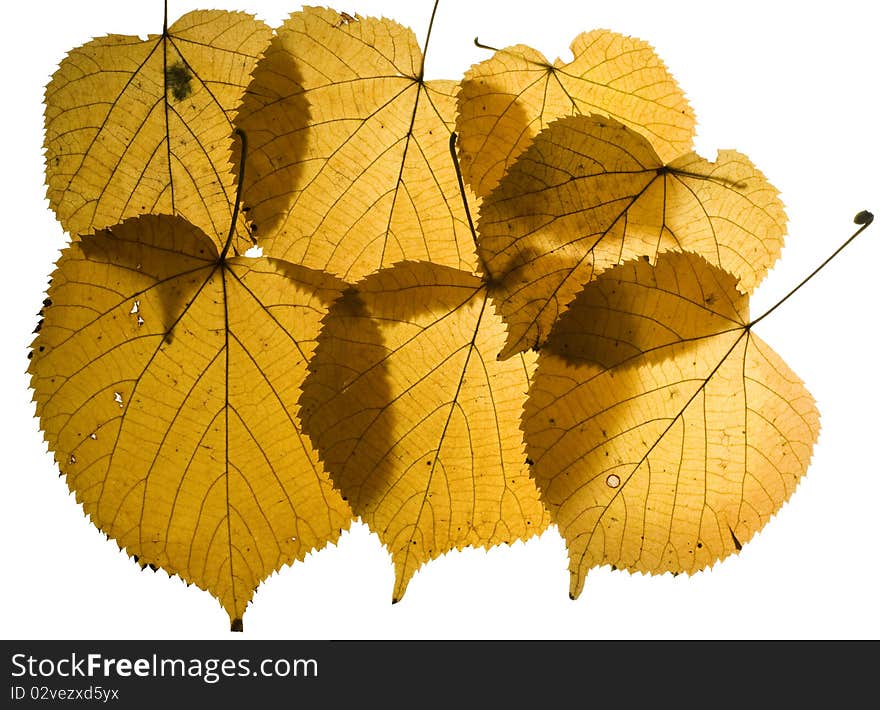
[165,62,193,101]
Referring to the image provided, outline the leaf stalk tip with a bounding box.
[854,209,873,226]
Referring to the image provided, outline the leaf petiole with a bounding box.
[218,129,248,262]
[749,210,873,329]
[449,131,492,279]
[474,37,501,52]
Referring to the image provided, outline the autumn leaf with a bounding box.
[455,30,695,198]
[28,214,353,627]
[44,10,271,252]
[478,113,787,358]
[235,7,479,280]
[299,261,548,601]
[522,251,819,599]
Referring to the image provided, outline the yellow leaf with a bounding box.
[235,7,478,280]
[522,252,819,599]
[44,11,271,252]
[456,30,695,197]
[29,214,352,627]
[478,114,787,357]
[299,261,548,601]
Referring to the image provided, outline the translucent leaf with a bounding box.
[456,30,696,197]
[478,114,787,357]
[44,11,271,252]
[300,261,548,601]
[523,252,819,598]
[28,214,353,626]
[235,7,478,280]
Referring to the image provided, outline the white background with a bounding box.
[1,0,878,640]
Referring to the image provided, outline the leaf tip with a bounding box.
[230,617,244,632]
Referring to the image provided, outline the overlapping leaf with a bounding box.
[235,7,479,280]
[523,252,819,598]
[478,114,787,357]
[299,261,548,600]
[456,30,696,198]
[44,11,271,252]
[28,214,353,626]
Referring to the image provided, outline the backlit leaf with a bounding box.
[478,114,787,357]
[456,30,695,197]
[300,261,548,600]
[28,214,353,626]
[523,252,819,598]
[235,7,478,280]
[44,10,271,252]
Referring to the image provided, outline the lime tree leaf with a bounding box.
[478,114,787,358]
[28,214,353,627]
[299,261,548,601]
[522,252,819,599]
[235,7,478,280]
[44,10,271,252]
[456,30,695,197]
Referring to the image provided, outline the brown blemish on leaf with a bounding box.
[165,62,193,101]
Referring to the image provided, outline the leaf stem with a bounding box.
[474,37,501,52]
[449,132,489,278]
[749,210,874,329]
[418,0,441,81]
[161,5,175,214]
[219,129,248,262]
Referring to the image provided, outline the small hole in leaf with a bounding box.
[606,474,621,488]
